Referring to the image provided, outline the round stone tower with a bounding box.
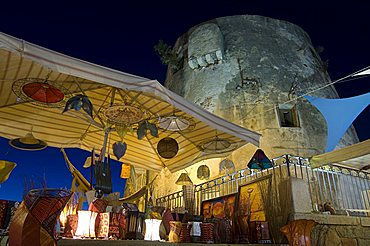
[164,15,358,159]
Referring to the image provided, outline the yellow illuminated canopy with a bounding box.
[0,32,260,172]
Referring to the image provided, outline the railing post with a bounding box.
[285,155,291,177]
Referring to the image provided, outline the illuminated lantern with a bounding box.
[75,210,98,238]
[144,219,162,241]
[157,137,178,159]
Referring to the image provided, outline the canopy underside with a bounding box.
[0,32,260,172]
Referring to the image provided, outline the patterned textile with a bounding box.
[63,214,78,238]
[118,213,126,239]
[97,212,110,238]
[0,200,8,229]
[22,189,72,239]
[109,212,121,238]
[161,208,174,235]
[89,198,108,213]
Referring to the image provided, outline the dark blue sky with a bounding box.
[1,1,369,201]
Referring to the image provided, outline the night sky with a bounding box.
[0,1,369,201]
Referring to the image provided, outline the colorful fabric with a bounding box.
[161,208,174,235]
[97,212,110,238]
[109,212,120,238]
[23,189,72,238]
[89,198,108,213]
[63,214,78,238]
[118,213,126,239]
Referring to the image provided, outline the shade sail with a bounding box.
[0,32,260,172]
[310,139,370,170]
[352,67,370,77]
[304,93,370,152]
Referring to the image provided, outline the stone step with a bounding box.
[58,239,288,246]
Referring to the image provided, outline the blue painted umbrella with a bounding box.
[247,149,273,170]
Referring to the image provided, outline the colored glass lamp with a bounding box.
[247,149,273,170]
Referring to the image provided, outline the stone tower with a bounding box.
[164,15,358,160]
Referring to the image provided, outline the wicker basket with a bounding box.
[179,222,192,243]
[200,222,215,244]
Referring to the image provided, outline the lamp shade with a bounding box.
[159,115,190,131]
[9,132,47,151]
[157,137,178,159]
[200,136,234,153]
[74,210,98,238]
[175,173,193,186]
[144,219,162,241]
[12,78,69,107]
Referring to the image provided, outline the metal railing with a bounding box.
[156,190,183,211]
[156,155,370,217]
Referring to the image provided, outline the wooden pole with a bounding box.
[90,148,94,190]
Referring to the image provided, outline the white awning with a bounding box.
[310,139,370,170]
[0,32,260,172]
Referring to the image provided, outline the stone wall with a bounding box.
[291,213,370,246]
[164,15,359,160]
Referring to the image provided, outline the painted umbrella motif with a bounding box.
[113,141,127,160]
[247,149,273,170]
[62,94,93,117]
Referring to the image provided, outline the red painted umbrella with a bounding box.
[12,78,69,107]
[22,82,64,103]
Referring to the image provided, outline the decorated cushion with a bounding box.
[97,212,110,238]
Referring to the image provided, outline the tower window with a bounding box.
[277,104,300,127]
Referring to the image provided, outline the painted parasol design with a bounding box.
[12,78,70,107]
